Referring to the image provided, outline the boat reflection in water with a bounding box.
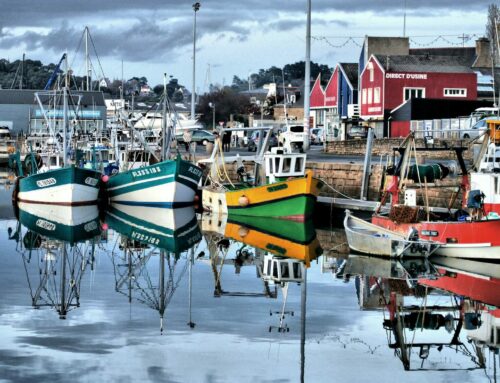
[346,253,498,377]
[105,204,202,333]
[13,202,101,319]
[201,213,322,382]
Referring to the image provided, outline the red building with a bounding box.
[359,54,477,136]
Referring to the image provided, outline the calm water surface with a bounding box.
[0,171,497,383]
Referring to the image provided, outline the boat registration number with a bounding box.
[36,219,56,231]
[421,230,439,237]
[188,166,202,178]
[36,178,57,188]
[132,166,162,178]
[85,177,98,186]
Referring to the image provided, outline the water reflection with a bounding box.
[13,203,101,319]
[105,205,202,333]
[346,253,499,376]
[0,196,498,382]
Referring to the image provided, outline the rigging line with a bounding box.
[88,31,108,83]
[68,30,85,75]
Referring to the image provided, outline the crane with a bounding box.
[43,53,66,90]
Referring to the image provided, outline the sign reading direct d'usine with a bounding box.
[385,73,428,80]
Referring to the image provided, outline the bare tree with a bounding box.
[486,3,500,62]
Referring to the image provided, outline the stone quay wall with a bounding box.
[198,154,465,210]
[325,138,473,161]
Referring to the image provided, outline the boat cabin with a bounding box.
[264,147,306,183]
[262,254,304,285]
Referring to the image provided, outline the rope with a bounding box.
[317,176,356,200]
[214,137,235,188]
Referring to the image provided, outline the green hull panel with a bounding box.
[227,195,316,219]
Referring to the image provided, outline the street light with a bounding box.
[191,2,201,121]
[209,102,215,130]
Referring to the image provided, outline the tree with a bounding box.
[486,3,500,64]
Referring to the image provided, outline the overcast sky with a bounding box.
[0,0,493,91]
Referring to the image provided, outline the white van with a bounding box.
[278,124,306,152]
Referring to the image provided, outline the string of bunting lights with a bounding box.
[312,33,483,49]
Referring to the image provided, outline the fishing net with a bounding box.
[389,205,423,224]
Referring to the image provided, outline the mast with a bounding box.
[63,55,69,167]
[159,251,166,334]
[85,27,91,91]
[162,73,170,160]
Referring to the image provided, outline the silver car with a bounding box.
[462,116,500,139]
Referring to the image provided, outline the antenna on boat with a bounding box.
[85,26,91,91]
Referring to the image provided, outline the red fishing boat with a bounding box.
[372,133,500,260]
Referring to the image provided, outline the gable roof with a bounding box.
[338,63,359,89]
[375,54,474,74]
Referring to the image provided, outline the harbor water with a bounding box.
[0,168,497,383]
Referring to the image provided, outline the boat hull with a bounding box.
[17,166,101,206]
[202,171,322,221]
[345,211,435,258]
[106,157,202,207]
[105,204,202,253]
[372,214,500,260]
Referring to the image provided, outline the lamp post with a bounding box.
[191,2,201,121]
[209,102,215,129]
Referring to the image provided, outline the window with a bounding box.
[404,87,425,101]
[362,89,367,104]
[367,88,373,104]
[367,62,374,82]
[374,87,381,104]
[444,88,467,97]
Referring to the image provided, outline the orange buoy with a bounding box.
[238,195,249,207]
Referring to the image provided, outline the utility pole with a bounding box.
[303,0,312,151]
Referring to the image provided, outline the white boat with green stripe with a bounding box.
[17,165,101,206]
[105,155,202,208]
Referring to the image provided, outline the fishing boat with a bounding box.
[105,76,203,208]
[344,210,439,258]
[371,133,500,260]
[201,136,322,221]
[15,87,101,205]
[105,155,202,207]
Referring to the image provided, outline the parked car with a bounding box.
[462,116,500,139]
[247,131,278,152]
[347,125,368,139]
[176,129,215,145]
[278,124,306,152]
[310,128,324,145]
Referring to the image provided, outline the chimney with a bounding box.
[473,37,492,68]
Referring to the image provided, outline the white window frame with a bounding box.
[403,87,425,101]
[374,87,380,104]
[367,88,373,104]
[443,88,467,97]
[367,62,374,82]
[362,89,367,104]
